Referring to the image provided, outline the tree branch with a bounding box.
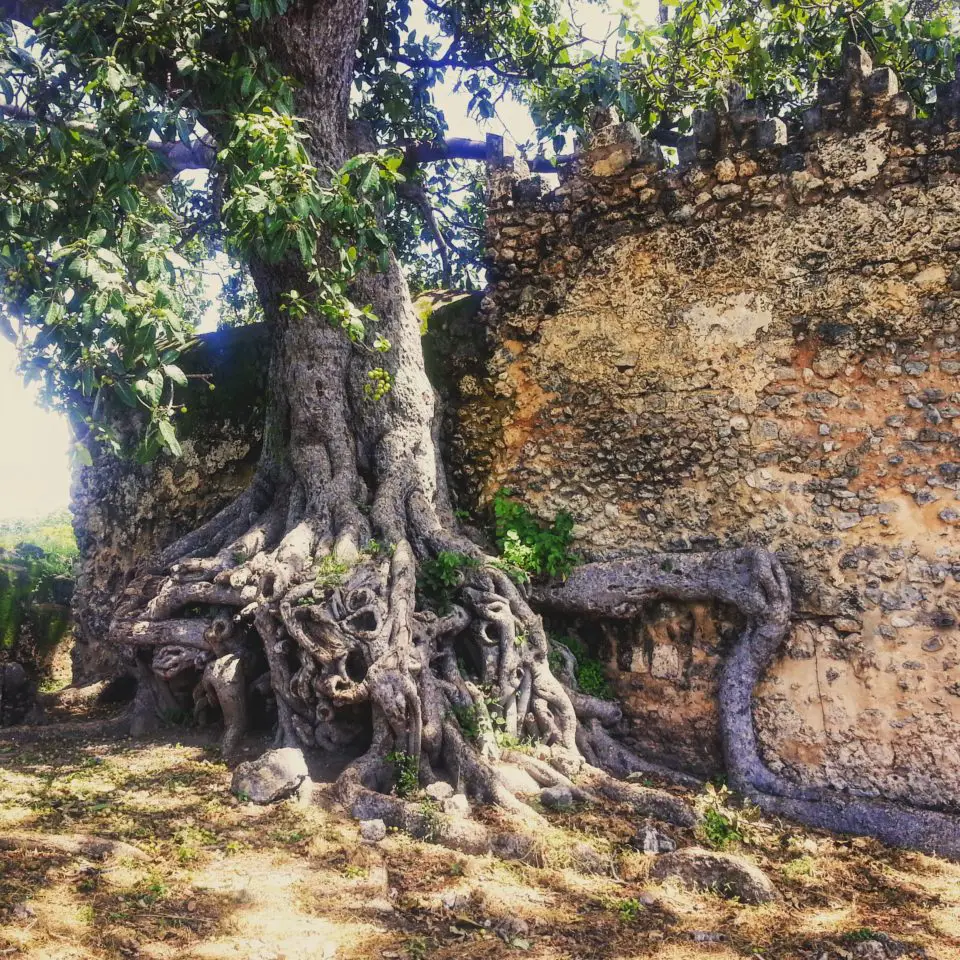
[398,178,452,286]
[0,102,218,173]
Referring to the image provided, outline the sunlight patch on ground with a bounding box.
[0,730,957,960]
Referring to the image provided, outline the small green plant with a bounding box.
[363,538,393,558]
[549,633,612,699]
[694,783,764,849]
[417,551,480,611]
[405,936,430,960]
[495,731,536,751]
[418,799,446,841]
[700,806,743,850]
[613,897,643,922]
[844,928,880,943]
[575,659,613,699]
[492,489,577,579]
[315,554,351,588]
[781,855,817,880]
[448,859,466,877]
[342,864,368,879]
[387,750,420,798]
[449,703,481,742]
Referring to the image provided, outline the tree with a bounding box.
[1,0,959,853]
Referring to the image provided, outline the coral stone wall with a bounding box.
[71,325,269,682]
[471,51,960,809]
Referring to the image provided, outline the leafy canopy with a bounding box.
[0,0,956,462]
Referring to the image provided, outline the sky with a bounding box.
[0,336,72,520]
[0,0,654,522]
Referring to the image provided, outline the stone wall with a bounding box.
[71,324,270,682]
[467,49,960,808]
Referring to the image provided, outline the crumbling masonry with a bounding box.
[458,47,960,817]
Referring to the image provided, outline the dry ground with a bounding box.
[1,718,958,960]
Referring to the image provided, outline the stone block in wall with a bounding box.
[584,122,664,178]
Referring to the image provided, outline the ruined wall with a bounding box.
[71,325,269,682]
[468,49,960,808]
[68,49,960,812]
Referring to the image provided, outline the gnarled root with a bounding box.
[119,482,960,860]
[110,484,700,853]
[539,547,960,860]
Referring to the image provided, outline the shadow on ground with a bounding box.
[0,722,958,960]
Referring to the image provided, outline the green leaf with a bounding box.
[72,442,94,468]
[117,188,138,213]
[162,363,188,387]
[360,164,380,193]
[134,371,163,406]
[157,419,183,457]
[113,380,137,407]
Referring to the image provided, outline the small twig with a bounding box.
[139,911,215,925]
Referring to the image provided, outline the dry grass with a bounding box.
[0,728,957,960]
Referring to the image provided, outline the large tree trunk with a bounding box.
[107,0,960,859]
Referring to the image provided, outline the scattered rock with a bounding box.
[689,931,726,943]
[648,847,780,904]
[634,824,677,854]
[495,915,530,943]
[539,785,574,811]
[440,891,470,911]
[425,781,454,801]
[11,902,34,921]
[359,819,387,843]
[442,793,471,817]
[230,748,309,804]
[852,941,889,959]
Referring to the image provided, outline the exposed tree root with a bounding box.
[538,548,960,860]
[108,466,711,846]
[0,715,131,744]
[108,480,960,860]
[0,832,147,861]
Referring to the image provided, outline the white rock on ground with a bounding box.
[360,819,387,843]
[230,748,309,805]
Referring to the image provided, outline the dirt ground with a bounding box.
[1,717,958,960]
